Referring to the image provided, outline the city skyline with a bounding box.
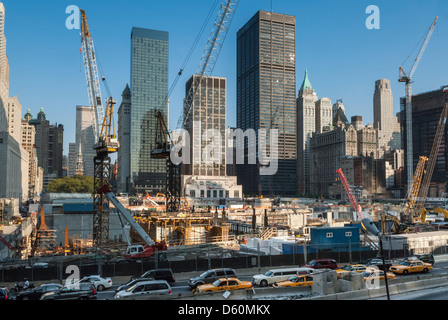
[3,0,448,156]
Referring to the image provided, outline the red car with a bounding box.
[303,259,338,270]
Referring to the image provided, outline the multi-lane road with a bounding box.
[97,258,448,300]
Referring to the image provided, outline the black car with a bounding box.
[0,287,9,300]
[130,268,175,284]
[40,283,97,300]
[361,258,393,271]
[407,254,435,265]
[188,268,237,289]
[16,283,62,300]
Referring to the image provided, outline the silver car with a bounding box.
[114,280,172,300]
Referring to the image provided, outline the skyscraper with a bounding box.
[181,75,242,199]
[129,27,168,195]
[117,84,131,193]
[374,79,401,157]
[75,105,95,177]
[315,97,332,134]
[236,10,297,196]
[297,70,318,195]
[399,87,448,197]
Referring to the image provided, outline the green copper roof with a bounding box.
[300,69,313,93]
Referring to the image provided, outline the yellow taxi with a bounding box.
[194,278,253,293]
[389,260,433,275]
[362,269,396,282]
[335,264,368,278]
[274,275,313,288]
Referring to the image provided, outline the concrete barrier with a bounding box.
[334,289,370,300]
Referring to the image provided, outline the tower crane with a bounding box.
[399,17,438,192]
[80,9,119,247]
[151,0,240,212]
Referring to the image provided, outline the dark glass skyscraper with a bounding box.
[130,27,169,195]
[236,11,297,196]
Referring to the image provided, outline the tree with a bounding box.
[46,175,94,194]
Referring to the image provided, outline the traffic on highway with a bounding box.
[1,253,444,300]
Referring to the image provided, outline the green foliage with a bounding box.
[46,175,94,194]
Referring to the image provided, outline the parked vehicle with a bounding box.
[407,254,435,265]
[40,283,97,300]
[252,267,314,287]
[130,268,175,284]
[77,275,112,291]
[0,287,9,300]
[16,283,62,300]
[195,278,252,293]
[389,260,433,275]
[303,259,338,270]
[188,268,237,289]
[274,275,313,288]
[114,280,172,300]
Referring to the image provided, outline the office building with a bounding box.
[129,27,169,195]
[182,75,242,200]
[75,105,95,177]
[297,69,319,195]
[399,86,448,197]
[117,84,131,193]
[236,10,296,196]
[310,113,377,196]
[373,79,401,157]
[315,97,332,134]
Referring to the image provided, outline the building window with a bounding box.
[326,232,333,238]
[190,190,196,197]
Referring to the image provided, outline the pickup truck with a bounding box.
[40,283,97,300]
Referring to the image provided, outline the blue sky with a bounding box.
[3,0,448,155]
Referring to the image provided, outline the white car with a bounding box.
[252,267,314,287]
[114,280,172,300]
[77,275,112,291]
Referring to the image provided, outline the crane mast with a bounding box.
[152,0,239,213]
[80,9,105,142]
[399,17,438,192]
[402,156,427,222]
[178,0,240,130]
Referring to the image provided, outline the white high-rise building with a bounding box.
[182,75,242,200]
[297,69,318,195]
[75,105,95,177]
[0,2,28,203]
[315,97,332,134]
[373,79,401,157]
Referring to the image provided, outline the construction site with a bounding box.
[1,5,448,277]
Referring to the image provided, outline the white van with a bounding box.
[252,267,314,287]
[114,280,172,299]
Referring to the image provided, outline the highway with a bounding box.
[96,259,448,300]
